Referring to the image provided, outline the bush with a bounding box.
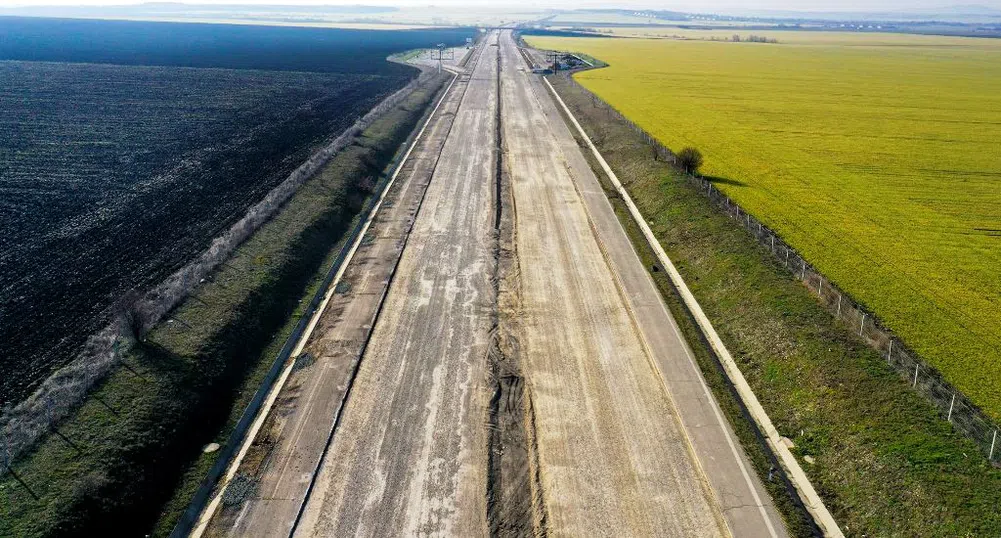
[676,147,704,175]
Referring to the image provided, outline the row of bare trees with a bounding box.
[0,68,441,467]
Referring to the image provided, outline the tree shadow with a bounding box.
[131,339,195,383]
[703,174,746,187]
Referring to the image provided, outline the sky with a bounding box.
[1,0,1000,12]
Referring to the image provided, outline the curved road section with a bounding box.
[199,30,787,537]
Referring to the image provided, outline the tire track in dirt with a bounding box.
[486,39,547,538]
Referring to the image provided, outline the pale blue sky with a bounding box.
[1,0,999,13]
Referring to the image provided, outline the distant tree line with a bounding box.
[708,34,779,43]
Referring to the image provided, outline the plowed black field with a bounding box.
[0,17,473,406]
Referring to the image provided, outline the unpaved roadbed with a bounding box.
[200,30,790,538]
[292,38,498,536]
[498,30,782,537]
[201,53,477,537]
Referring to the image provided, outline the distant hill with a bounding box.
[927,4,1001,16]
[713,5,1001,24]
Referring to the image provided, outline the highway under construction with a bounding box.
[195,29,789,538]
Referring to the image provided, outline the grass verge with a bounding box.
[0,74,447,538]
[548,73,1001,537]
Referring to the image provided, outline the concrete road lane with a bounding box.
[497,30,787,537]
[201,46,481,538]
[291,33,500,537]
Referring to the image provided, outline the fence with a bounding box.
[557,73,1001,465]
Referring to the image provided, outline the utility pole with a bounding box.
[546,50,562,73]
[430,43,454,75]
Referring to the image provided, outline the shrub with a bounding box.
[676,147,704,175]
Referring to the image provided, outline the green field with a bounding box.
[527,32,1001,420]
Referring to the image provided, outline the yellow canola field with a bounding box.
[527,33,1001,419]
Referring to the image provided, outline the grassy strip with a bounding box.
[148,210,354,538]
[392,49,424,62]
[0,75,446,538]
[548,74,1001,537]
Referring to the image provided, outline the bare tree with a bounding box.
[113,290,147,342]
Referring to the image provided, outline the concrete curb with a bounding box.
[543,76,845,538]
